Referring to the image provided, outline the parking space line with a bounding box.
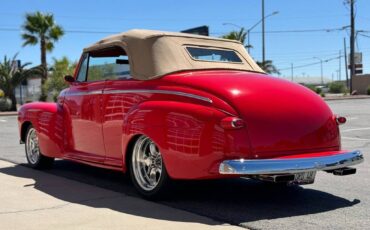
[342,127,370,133]
[0,119,7,122]
[342,136,370,141]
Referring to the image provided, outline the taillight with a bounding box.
[336,116,347,125]
[220,117,245,129]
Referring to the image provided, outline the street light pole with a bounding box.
[314,57,324,85]
[343,37,349,87]
[262,0,265,62]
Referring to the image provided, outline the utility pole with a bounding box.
[313,57,324,85]
[320,60,323,85]
[344,37,349,87]
[262,0,265,63]
[291,63,294,81]
[339,50,341,81]
[350,0,355,93]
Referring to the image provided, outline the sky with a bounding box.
[0,0,369,80]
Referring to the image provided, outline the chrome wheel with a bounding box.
[132,136,163,191]
[26,128,40,164]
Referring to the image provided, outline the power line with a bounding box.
[211,26,360,35]
[278,56,342,71]
[249,27,348,34]
[359,33,370,38]
[0,26,364,35]
[0,27,121,34]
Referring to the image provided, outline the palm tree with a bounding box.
[256,60,280,75]
[0,54,44,111]
[221,28,250,49]
[21,11,64,101]
[222,28,247,43]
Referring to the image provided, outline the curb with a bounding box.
[0,112,18,116]
[324,96,370,101]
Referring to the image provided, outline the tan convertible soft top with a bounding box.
[84,29,264,80]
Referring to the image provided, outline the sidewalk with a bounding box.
[0,160,241,230]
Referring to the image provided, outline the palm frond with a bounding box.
[49,25,64,40]
[221,28,247,44]
[21,33,38,46]
[45,41,54,51]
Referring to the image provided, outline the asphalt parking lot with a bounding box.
[0,98,369,230]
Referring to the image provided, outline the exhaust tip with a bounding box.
[332,167,356,176]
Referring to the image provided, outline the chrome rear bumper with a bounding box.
[219,150,364,175]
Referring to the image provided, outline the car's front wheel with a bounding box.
[25,125,54,169]
[129,135,171,199]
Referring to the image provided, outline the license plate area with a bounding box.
[290,171,316,185]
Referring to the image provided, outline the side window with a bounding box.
[87,47,131,82]
[76,54,88,82]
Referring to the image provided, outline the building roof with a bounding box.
[83,29,264,80]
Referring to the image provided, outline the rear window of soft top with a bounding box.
[185,46,242,63]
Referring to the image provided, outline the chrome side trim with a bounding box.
[65,89,212,103]
[103,89,213,103]
[67,90,103,96]
[219,150,364,175]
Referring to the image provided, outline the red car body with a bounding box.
[17,69,357,179]
[18,30,363,190]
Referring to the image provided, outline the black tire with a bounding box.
[129,135,172,199]
[25,125,54,169]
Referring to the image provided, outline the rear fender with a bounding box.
[121,101,252,179]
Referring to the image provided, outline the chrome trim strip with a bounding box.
[67,90,103,96]
[103,89,213,103]
[219,150,364,175]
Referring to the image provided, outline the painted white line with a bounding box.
[347,117,358,121]
[0,119,6,122]
[342,127,370,133]
[342,136,370,141]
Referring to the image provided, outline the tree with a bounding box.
[222,28,247,43]
[0,54,44,111]
[221,28,253,49]
[256,60,280,75]
[21,11,64,101]
[45,57,76,101]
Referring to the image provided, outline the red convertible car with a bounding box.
[18,30,363,198]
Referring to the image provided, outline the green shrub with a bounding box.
[305,84,316,91]
[0,89,4,98]
[328,82,346,94]
[0,97,12,111]
[304,84,322,94]
[320,92,326,97]
[367,85,370,95]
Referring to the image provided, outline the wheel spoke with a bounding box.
[148,168,157,185]
[149,143,158,156]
